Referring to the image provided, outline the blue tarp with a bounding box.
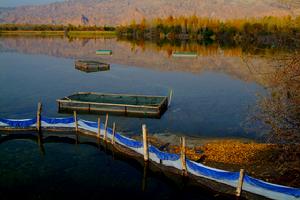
[81,120,98,128]
[81,120,105,129]
[149,145,180,161]
[41,117,74,124]
[115,133,143,148]
[0,118,37,128]
[186,159,239,181]
[244,175,300,197]
[106,127,114,135]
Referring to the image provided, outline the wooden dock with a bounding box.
[57,92,168,118]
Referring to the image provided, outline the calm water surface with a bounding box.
[0,133,231,200]
[0,37,266,139]
[0,36,278,199]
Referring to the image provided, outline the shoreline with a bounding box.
[0,30,117,37]
[132,134,300,188]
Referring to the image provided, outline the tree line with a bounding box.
[116,15,300,47]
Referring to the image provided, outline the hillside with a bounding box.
[1,0,300,25]
[0,8,14,22]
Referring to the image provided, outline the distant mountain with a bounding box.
[1,0,300,25]
[0,7,14,22]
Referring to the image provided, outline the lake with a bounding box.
[0,36,293,199]
[0,36,273,139]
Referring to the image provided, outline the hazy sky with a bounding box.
[1,0,64,7]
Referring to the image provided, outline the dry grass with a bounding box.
[199,141,274,164]
[198,141,300,187]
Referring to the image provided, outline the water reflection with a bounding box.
[0,36,296,140]
[0,36,275,80]
[120,37,299,57]
[246,52,300,143]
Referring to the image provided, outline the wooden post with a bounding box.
[97,117,101,138]
[75,134,79,145]
[112,122,116,144]
[180,137,187,175]
[73,111,78,132]
[236,169,245,197]
[37,134,45,156]
[36,102,44,154]
[168,89,173,107]
[142,161,148,192]
[104,113,108,142]
[36,102,42,132]
[142,124,149,161]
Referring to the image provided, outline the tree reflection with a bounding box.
[255,52,300,143]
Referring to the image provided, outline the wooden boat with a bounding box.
[57,92,169,118]
[75,60,110,73]
[172,51,197,58]
[96,50,112,55]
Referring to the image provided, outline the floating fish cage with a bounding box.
[75,60,110,73]
[57,92,168,118]
[172,52,198,58]
[96,50,112,55]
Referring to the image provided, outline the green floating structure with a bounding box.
[57,92,169,118]
[96,49,113,55]
[172,51,198,58]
